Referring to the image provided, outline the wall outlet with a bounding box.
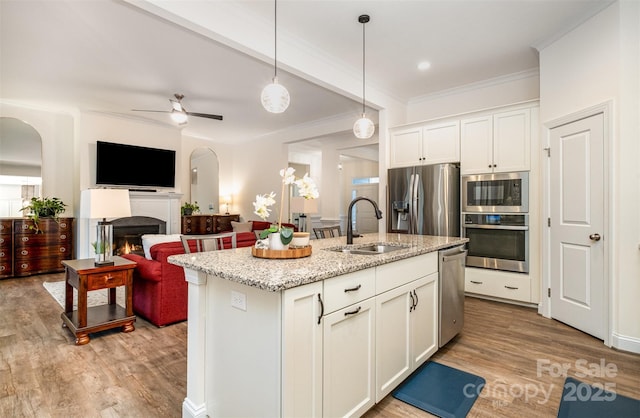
[231,290,247,311]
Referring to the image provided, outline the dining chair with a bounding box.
[313,225,341,239]
[180,232,237,253]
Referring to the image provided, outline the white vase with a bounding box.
[269,232,289,250]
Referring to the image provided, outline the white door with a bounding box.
[549,113,605,339]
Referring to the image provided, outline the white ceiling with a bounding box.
[0,0,611,144]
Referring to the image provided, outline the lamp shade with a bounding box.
[353,115,375,139]
[81,189,131,219]
[291,196,318,214]
[261,77,290,113]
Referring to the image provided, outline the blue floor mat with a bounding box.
[557,377,640,418]
[392,361,485,418]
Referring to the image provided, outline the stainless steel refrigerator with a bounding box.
[387,163,460,237]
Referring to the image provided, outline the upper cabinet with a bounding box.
[390,120,460,168]
[461,108,531,175]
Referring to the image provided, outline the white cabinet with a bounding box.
[461,108,531,174]
[322,268,376,417]
[375,254,438,401]
[390,121,460,168]
[465,267,531,303]
[282,281,324,418]
[323,298,376,418]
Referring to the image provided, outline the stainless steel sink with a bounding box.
[327,243,410,255]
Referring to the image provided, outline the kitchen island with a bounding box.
[169,232,467,418]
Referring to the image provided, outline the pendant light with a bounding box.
[261,0,290,113]
[353,14,375,139]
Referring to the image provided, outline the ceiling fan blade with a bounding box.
[131,109,171,113]
[186,112,223,121]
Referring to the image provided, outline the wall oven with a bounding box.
[462,172,528,213]
[462,213,529,273]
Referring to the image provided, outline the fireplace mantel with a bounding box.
[78,191,183,259]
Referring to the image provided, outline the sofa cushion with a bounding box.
[231,221,253,233]
[141,234,182,259]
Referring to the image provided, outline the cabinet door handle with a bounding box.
[344,284,361,293]
[413,290,418,309]
[317,293,324,325]
[344,306,361,316]
[470,280,483,284]
[409,291,415,312]
[505,285,518,290]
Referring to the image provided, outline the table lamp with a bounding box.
[290,196,318,233]
[222,195,232,214]
[81,189,131,266]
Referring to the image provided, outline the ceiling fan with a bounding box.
[132,93,223,125]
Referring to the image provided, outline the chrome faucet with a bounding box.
[346,196,383,245]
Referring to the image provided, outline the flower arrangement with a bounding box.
[253,167,319,248]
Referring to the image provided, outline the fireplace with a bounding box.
[112,216,166,256]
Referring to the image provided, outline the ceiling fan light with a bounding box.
[353,114,375,139]
[171,109,188,125]
[261,78,290,114]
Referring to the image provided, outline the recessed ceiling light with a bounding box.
[418,61,431,71]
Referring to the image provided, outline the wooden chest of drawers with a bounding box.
[181,214,240,235]
[0,220,13,278]
[0,217,75,278]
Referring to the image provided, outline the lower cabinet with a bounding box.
[282,253,439,417]
[282,281,323,418]
[465,267,531,302]
[375,273,438,401]
[323,298,376,418]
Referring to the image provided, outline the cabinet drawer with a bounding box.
[0,261,12,277]
[15,245,72,259]
[376,253,437,294]
[0,220,12,233]
[87,270,127,291]
[0,235,10,247]
[465,267,531,302]
[323,268,375,314]
[14,218,72,233]
[0,248,12,261]
[14,233,71,247]
[14,257,66,276]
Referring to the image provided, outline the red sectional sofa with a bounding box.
[121,220,296,327]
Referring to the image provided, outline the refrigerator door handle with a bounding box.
[411,173,420,234]
[408,173,415,234]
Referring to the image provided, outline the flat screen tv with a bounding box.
[96,141,176,188]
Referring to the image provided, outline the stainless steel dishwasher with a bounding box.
[438,245,467,347]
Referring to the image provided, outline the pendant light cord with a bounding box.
[274,0,278,78]
[361,17,366,114]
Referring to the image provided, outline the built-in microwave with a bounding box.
[462,172,528,213]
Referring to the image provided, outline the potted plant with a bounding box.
[253,167,319,250]
[20,196,67,233]
[181,201,200,216]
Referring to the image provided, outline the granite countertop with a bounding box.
[168,233,468,292]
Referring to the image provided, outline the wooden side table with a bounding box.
[60,256,136,345]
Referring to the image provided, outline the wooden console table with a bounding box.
[60,256,136,345]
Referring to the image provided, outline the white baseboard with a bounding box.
[182,397,207,418]
[611,332,640,354]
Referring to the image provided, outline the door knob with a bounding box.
[589,233,601,241]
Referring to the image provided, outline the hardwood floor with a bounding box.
[1,273,638,417]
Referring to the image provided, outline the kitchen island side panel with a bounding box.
[205,276,283,418]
